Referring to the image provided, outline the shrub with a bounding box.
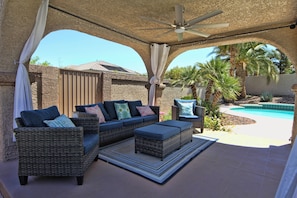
[163,111,172,121]
[204,115,222,131]
[260,92,273,102]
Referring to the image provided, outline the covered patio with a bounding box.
[0,131,292,198]
[1,0,297,197]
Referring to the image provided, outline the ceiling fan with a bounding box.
[141,4,229,41]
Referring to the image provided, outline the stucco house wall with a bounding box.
[246,74,297,96]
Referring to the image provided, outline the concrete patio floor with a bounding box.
[0,106,293,198]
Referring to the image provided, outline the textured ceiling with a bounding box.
[49,0,297,46]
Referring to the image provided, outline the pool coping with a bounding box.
[239,103,294,111]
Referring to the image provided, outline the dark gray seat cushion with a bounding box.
[156,120,192,131]
[99,121,123,131]
[179,116,202,123]
[83,134,99,154]
[135,124,180,141]
[120,116,143,126]
[142,114,158,122]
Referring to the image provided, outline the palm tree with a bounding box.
[269,49,293,74]
[197,58,228,102]
[198,58,241,107]
[235,42,278,97]
[171,66,200,99]
[212,42,278,98]
[211,72,241,106]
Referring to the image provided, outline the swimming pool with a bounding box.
[230,103,294,120]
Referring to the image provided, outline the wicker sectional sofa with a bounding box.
[74,100,160,147]
[14,106,100,185]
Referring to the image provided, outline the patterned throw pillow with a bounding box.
[114,103,131,120]
[136,106,155,116]
[176,101,194,116]
[85,105,106,123]
[43,114,76,127]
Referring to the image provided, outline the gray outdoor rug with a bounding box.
[99,135,217,184]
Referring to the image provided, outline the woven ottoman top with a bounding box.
[156,120,192,131]
[134,124,180,141]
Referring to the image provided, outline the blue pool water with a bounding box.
[230,107,294,119]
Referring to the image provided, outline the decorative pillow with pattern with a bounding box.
[85,105,106,123]
[43,114,76,127]
[136,106,155,116]
[114,103,132,120]
[176,101,195,116]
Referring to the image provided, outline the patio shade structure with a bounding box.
[13,0,49,129]
[148,43,170,106]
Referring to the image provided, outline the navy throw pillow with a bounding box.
[104,100,125,120]
[97,102,111,121]
[128,100,142,117]
[21,106,60,127]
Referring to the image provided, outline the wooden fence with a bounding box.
[58,69,102,116]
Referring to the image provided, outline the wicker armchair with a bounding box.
[14,116,99,185]
[172,99,205,133]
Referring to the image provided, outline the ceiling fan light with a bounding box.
[175,28,184,33]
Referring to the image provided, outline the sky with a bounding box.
[32,30,217,74]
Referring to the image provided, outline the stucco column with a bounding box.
[291,84,297,144]
[145,83,165,107]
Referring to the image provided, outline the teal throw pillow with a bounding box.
[177,101,194,116]
[114,103,132,120]
[43,114,76,127]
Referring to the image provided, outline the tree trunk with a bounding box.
[212,91,222,107]
[190,84,198,99]
[204,80,213,102]
[229,45,237,77]
[236,62,247,99]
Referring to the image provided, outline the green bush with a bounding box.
[204,115,222,131]
[201,100,221,118]
[163,111,172,121]
[260,92,273,102]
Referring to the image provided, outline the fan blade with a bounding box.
[185,29,210,37]
[177,33,183,41]
[187,10,223,27]
[175,4,184,26]
[138,27,172,30]
[190,23,229,29]
[156,29,174,38]
[140,16,172,27]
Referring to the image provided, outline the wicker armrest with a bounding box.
[194,106,205,117]
[71,117,99,135]
[150,106,160,121]
[14,127,85,156]
[73,111,97,118]
[171,105,179,120]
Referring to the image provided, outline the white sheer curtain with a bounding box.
[148,43,170,105]
[275,136,297,198]
[13,0,49,129]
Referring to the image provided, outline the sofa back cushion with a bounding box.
[21,105,60,127]
[104,100,125,120]
[75,102,110,121]
[128,100,142,117]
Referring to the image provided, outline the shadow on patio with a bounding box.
[0,134,291,198]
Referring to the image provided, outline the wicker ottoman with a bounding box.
[156,120,193,146]
[134,120,193,160]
